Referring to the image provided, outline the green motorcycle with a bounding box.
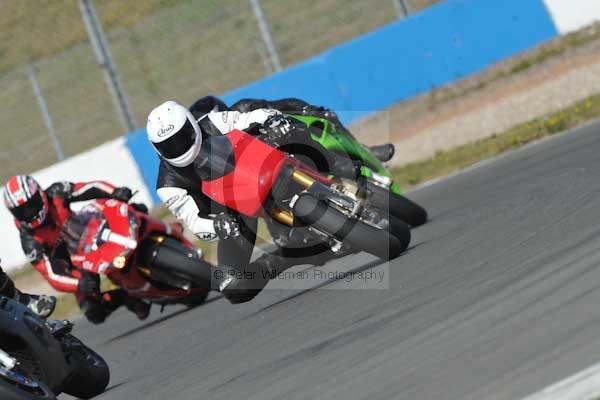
[281,114,428,227]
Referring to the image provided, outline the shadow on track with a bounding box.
[104,294,224,344]
[96,381,128,398]
[244,254,405,319]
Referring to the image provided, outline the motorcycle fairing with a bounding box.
[68,200,135,274]
[201,130,286,217]
[66,200,207,301]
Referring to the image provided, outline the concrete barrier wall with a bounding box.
[543,0,600,34]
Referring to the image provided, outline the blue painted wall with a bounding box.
[223,0,557,125]
[127,0,559,197]
[125,129,161,203]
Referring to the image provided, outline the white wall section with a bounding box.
[544,0,600,34]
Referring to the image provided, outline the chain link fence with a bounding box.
[0,0,439,182]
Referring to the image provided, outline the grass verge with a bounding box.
[391,94,600,188]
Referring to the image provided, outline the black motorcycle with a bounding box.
[0,296,109,399]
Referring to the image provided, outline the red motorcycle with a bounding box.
[63,199,212,308]
[198,130,411,260]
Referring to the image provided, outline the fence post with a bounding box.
[79,0,137,133]
[256,42,274,75]
[249,0,282,72]
[394,0,411,18]
[26,63,65,161]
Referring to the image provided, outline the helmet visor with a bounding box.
[11,191,44,223]
[154,118,196,159]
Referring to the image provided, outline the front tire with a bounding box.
[140,237,214,289]
[386,215,412,253]
[293,194,410,260]
[61,336,109,399]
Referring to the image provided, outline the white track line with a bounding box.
[521,362,600,400]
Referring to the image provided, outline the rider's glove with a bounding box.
[260,114,293,144]
[77,272,100,297]
[213,212,241,241]
[112,187,133,202]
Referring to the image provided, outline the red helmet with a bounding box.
[3,175,48,229]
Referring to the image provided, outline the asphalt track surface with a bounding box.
[64,120,600,400]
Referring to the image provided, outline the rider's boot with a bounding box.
[368,143,395,162]
[128,301,152,321]
[217,241,360,304]
[16,292,57,319]
[0,267,56,318]
[103,290,151,321]
[126,299,151,320]
[216,244,342,304]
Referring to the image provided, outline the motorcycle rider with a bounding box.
[203,95,395,163]
[147,98,373,303]
[0,263,56,318]
[4,175,151,324]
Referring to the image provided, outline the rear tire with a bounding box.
[293,194,410,260]
[386,215,412,253]
[368,182,428,227]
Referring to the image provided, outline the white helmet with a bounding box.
[146,101,202,167]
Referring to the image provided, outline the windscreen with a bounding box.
[63,209,106,255]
